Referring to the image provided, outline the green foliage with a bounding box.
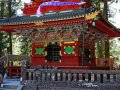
[0,0,22,56]
[95,40,105,58]
[0,31,9,56]
[92,0,101,9]
[19,36,31,55]
[110,38,120,61]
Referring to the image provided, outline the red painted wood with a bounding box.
[95,20,120,37]
[40,4,81,14]
[58,66,109,70]
[23,0,83,15]
[31,41,96,67]
[31,56,79,66]
[7,66,21,78]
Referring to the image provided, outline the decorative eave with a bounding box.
[94,14,120,38]
[100,14,120,34]
[0,7,119,38]
[0,8,97,26]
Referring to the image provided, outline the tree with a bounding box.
[0,0,20,56]
[92,0,106,58]
[8,0,13,54]
[109,1,120,63]
[92,0,114,58]
[19,36,31,55]
[103,0,110,58]
[0,0,9,57]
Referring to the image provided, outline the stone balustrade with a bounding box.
[22,69,120,90]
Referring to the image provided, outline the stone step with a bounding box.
[0,85,18,90]
[0,77,23,90]
[0,84,23,90]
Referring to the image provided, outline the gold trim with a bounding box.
[35,22,44,26]
[85,11,100,20]
[64,41,75,44]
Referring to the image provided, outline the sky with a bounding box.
[109,1,120,28]
[21,0,31,3]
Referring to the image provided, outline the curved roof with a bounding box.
[0,7,120,38]
[0,8,93,26]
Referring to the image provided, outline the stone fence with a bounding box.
[22,69,120,90]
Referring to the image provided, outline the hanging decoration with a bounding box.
[92,22,95,27]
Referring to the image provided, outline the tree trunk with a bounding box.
[103,1,109,58]
[8,33,12,54]
[103,0,108,19]
[8,0,12,54]
[96,41,104,58]
[0,0,4,57]
[105,40,109,58]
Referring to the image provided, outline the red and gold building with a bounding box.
[0,0,120,71]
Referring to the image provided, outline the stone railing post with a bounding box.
[97,73,101,83]
[21,60,28,82]
[85,73,89,82]
[68,73,72,81]
[57,73,61,81]
[41,72,46,81]
[63,73,67,81]
[116,74,120,83]
[51,73,56,81]
[103,74,108,83]
[73,73,77,81]
[91,73,95,83]
[79,73,83,82]
[28,72,32,80]
[33,71,36,80]
[46,72,51,81]
[110,74,114,83]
